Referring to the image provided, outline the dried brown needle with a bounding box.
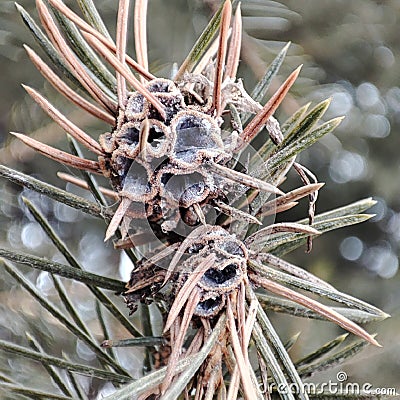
[236,65,302,151]
[212,0,232,116]
[11,132,101,173]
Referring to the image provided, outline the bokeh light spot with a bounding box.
[374,46,395,69]
[363,114,390,138]
[340,236,364,261]
[356,82,380,109]
[21,222,45,249]
[329,151,367,183]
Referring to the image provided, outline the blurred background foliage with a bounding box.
[0,0,399,396]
